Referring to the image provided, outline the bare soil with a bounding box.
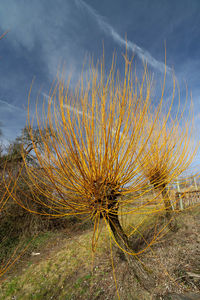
[0,207,199,299]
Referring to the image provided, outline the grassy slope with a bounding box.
[0,207,200,300]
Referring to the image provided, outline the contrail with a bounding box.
[76,0,171,74]
[42,92,85,117]
[0,99,24,111]
[42,93,130,142]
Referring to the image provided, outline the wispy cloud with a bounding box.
[0,1,83,80]
[0,99,25,112]
[76,0,171,74]
[0,99,26,141]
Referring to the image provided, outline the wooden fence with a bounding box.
[175,190,200,209]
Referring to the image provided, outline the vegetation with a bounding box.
[138,104,197,226]
[0,206,199,299]
[0,48,199,298]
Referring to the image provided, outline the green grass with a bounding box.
[0,206,199,299]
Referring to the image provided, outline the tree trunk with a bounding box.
[107,207,154,291]
[161,185,177,231]
[161,186,173,219]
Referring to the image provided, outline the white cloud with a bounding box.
[0,1,83,79]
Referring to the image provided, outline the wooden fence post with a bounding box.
[194,177,198,190]
[177,181,183,210]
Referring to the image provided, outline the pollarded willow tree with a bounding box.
[5,51,197,288]
[5,52,161,287]
[139,97,197,225]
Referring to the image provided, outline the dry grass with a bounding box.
[0,206,199,299]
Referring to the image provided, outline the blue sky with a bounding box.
[0,0,199,154]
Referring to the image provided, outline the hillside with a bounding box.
[0,207,200,300]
